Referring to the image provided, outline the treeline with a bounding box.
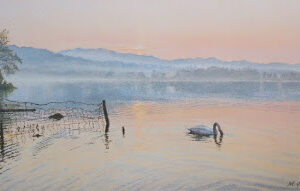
[173,67,300,81]
[0,72,15,91]
[0,29,22,91]
[173,67,260,81]
[79,67,300,81]
[262,71,300,81]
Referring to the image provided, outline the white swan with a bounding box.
[188,122,224,136]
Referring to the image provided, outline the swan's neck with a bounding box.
[213,125,218,135]
[213,123,223,136]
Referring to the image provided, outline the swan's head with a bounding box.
[213,122,224,136]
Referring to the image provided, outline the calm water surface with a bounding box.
[1,81,300,191]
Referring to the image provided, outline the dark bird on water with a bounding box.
[49,113,64,120]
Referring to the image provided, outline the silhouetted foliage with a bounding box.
[0,29,21,90]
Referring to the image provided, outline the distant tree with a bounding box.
[0,29,21,88]
[137,72,146,79]
[151,70,166,80]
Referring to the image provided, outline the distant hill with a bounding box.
[59,48,162,65]
[9,45,89,64]
[7,45,300,82]
[8,45,168,80]
[59,47,300,72]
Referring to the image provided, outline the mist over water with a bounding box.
[8,80,300,103]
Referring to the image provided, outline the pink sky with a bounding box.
[1,0,300,63]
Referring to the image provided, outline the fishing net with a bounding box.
[0,99,106,137]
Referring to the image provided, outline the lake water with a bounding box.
[1,81,300,191]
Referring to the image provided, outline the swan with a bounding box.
[188,122,224,136]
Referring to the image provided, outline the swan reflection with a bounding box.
[187,133,224,147]
[213,134,223,147]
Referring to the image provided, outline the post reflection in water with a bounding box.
[0,120,4,162]
[104,132,111,150]
[0,92,11,164]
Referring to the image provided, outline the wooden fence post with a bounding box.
[102,100,110,132]
[0,120,4,152]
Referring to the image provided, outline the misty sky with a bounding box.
[0,0,300,63]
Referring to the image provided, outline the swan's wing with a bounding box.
[188,125,214,135]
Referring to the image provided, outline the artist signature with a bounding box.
[287,180,300,189]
